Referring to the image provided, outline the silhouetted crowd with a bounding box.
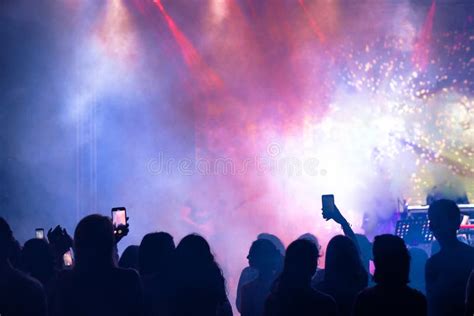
[2,199,474,316]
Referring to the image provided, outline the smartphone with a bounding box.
[111,207,127,228]
[369,260,375,275]
[322,194,335,219]
[63,249,74,267]
[35,228,44,239]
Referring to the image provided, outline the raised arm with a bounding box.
[323,205,361,255]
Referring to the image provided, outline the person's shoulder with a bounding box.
[404,286,427,310]
[311,288,337,306]
[426,252,441,266]
[453,243,474,263]
[113,267,143,295]
[241,266,254,275]
[310,289,337,314]
[11,267,44,291]
[242,276,263,289]
[356,285,377,300]
[239,266,258,283]
[114,266,140,278]
[114,267,141,284]
[405,286,426,300]
[241,278,256,292]
[8,267,45,300]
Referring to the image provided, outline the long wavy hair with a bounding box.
[324,235,368,289]
[277,239,319,293]
[373,234,410,286]
[173,234,227,300]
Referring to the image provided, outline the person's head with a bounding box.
[279,239,319,289]
[176,234,214,267]
[74,214,115,269]
[298,233,321,252]
[428,199,461,243]
[21,238,55,279]
[0,217,14,263]
[174,234,225,291]
[139,232,175,275]
[324,235,367,285]
[373,234,410,286]
[118,245,139,270]
[247,239,280,275]
[257,233,285,256]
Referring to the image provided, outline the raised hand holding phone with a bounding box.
[321,194,360,254]
[321,194,347,225]
[63,249,74,268]
[112,207,129,243]
[47,225,73,255]
[322,194,335,220]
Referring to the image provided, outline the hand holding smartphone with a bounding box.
[63,249,74,267]
[112,207,127,228]
[322,195,335,220]
[321,194,346,224]
[111,207,129,243]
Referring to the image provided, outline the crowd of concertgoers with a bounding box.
[2,199,474,315]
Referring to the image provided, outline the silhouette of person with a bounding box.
[298,233,325,286]
[47,225,73,269]
[241,239,281,316]
[425,199,474,316]
[464,269,474,315]
[409,247,428,295]
[9,238,22,269]
[298,233,321,250]
[236,233,285,313]
[21,238,57,308]
[264,239,337,316]
[170,234,232,316]
[315,235,368,316]
[0,217,47,316]
[353,234,426,316]
[139,232,175,276]
[139,232,175,316]
[118,245,139,270]
[52,214,143,316]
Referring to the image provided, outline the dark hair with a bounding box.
[373,234,410,285]
[324,235,367,287]
[247,239,280,272]
[0,217,14,262]
[428,199,461,232]
[174,234,226,297]
[74,214,115,269]
[257,233,286,256]
[118,245,139,270]
[21,238,55,280]
[298,233,321,251]
[170,234,229,315]
[139,232,175,275]
[278,239,318,291]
